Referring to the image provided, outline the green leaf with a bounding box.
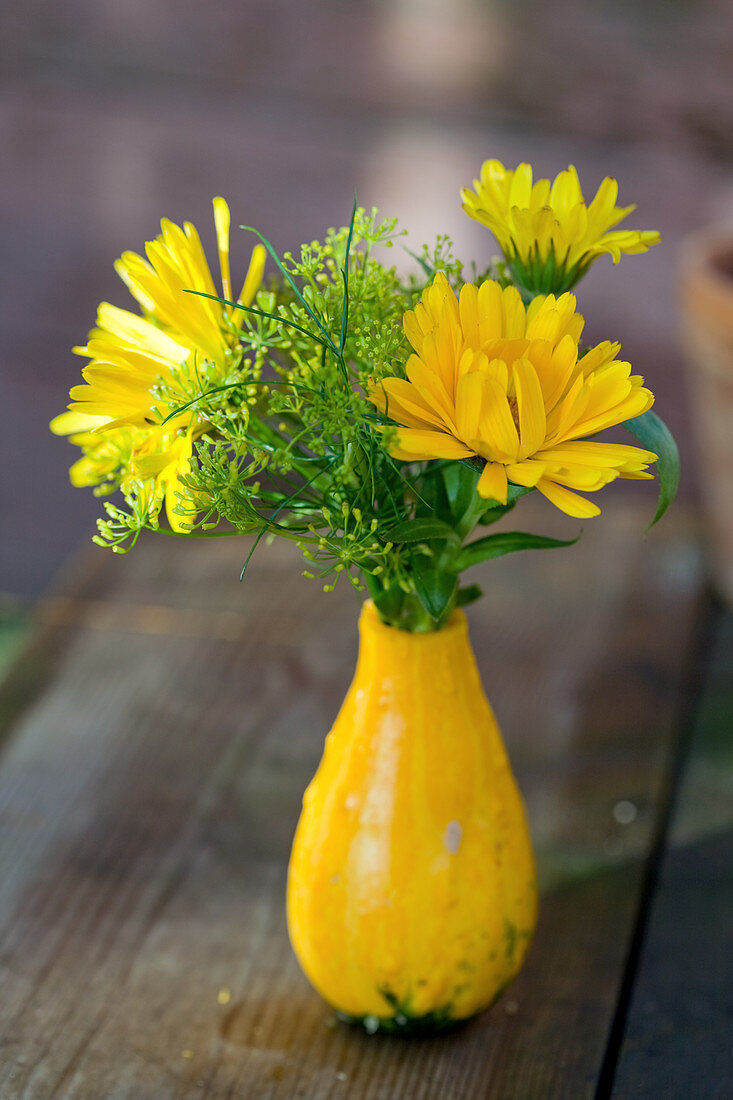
[414,466,452,524]
[456,584,483,608]
[402,244,434,277]
[383,518,458,544]
[239,459,335,580]
[339,191,358,353]
[476,484,533,524]
[478,501,516,526]
[507,484,535,504]
[239,226,339,353]
[623,409,680,528]
[160,380,242,425]
[184,290,327,347]
[412,564,458,622]
[370,583,406,624]
[441,464,536,536]
[441,463,479,524]
[455,530,579,572]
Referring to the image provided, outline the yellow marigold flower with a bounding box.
[69,200,266,429]
[50,411,196,533]
[128,427,196,533]
[115,196,265,363]
[461,160,660,293]
[369,273,657,519]
[68,304,192,429]
[55,198,266,531]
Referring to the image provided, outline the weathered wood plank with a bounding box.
[0,503,704,1098]
[611,606,733,1100]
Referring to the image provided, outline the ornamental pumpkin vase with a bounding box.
[286,600,538,1034]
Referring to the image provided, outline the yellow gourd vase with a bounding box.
[286,600,537,1034]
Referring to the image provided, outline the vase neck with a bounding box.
[355,599,478,694]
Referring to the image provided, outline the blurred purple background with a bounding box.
[3,0,733,598]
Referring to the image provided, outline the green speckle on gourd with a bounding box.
[503,919,518,959]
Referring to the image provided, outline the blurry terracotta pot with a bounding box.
[681,228,733,607]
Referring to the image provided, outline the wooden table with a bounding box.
[1,501,730,1099]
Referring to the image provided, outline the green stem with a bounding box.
[456,487,490,541]
[364,575,458,634]
[153,526,241,540]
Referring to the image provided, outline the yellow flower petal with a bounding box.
[372,377,447,431]
[477,461,508,503]
[406,355,458,428]
[212,196,233,302]
[391,428,475,461]
[478,377,519,462]
[537,441,656,470]
[455,370,484,442]
[536,477,601,518]
[239,243,266,307]
[514,357,546,459]
[505,459,546,487]
[50,411,111,435]
[164,439,194,533]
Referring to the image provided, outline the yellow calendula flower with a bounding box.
[128,427,196,533]
[50,411,197,533]
[68,199,266,429]
[54,197,266,532]
[67,304,192,429]
[461,160,660,293]
[114,196,265,365]
[369,273,657,519]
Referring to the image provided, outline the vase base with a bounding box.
[335,1008,462,1038]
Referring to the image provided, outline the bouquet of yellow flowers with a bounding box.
[51,159,680,1033]
[52,159,677,633]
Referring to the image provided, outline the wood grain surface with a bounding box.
[612,609,733,1099]
[0,502,708,1098]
